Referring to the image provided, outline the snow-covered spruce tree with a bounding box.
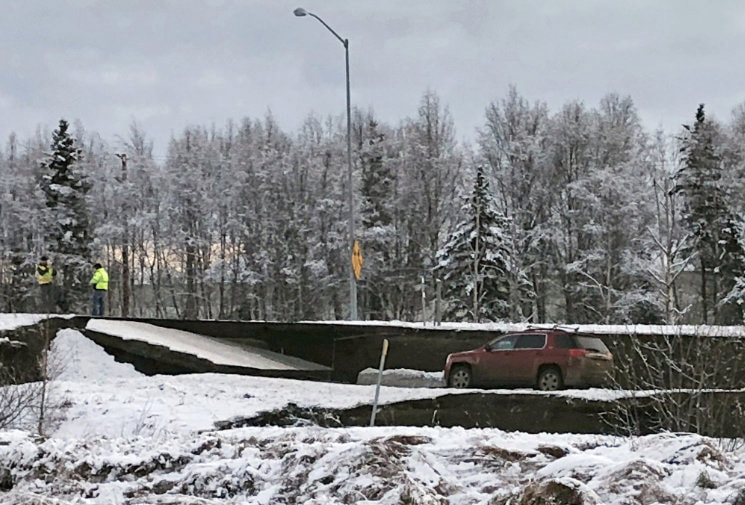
[357,115,398,320]
[435,165,511,322]
[718,216,745,318]
[675,104,744,323]
[38,119,92,312]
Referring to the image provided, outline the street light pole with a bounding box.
[294,7,357,320]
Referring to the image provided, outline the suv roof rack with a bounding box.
[526,324,580,333]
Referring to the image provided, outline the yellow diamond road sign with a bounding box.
[352,240,363,280]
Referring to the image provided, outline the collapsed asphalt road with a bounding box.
[212,389,745,437]
[213,393,612,433]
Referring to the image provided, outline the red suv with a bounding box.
[443,329,613,390]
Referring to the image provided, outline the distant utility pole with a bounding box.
[115,153,130,317]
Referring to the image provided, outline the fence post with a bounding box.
[370,338,389,426]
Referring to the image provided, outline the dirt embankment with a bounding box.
[1,317,87,384]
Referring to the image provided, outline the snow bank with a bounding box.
[53,328,142,382]
[2,426,745,504]
[357,367,445,388]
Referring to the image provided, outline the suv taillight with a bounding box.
[568,349,589,358]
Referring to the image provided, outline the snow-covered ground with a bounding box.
[3,317,745,503]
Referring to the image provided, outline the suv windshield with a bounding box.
[574,336,609,353]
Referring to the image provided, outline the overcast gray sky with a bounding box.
[2,0,744,159]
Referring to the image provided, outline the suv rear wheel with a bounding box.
[448,365,472,388]
[536,367,563,391]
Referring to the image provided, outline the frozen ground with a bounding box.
[2,317,745,503]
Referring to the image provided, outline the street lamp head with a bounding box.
[293,7,308,17]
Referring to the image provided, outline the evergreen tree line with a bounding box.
[2,88,745,324]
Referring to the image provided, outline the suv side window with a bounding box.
[489,335,518,351]
[554,334,575,349]
[514,334,546,349]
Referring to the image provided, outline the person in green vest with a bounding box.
[35,255,57,313]
[90,262,109,316]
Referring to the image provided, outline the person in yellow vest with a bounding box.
[90,263,109,316]
[35,256,57,313]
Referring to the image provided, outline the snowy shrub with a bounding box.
[490,477,600,505]
[696,470,717,489]
[604,329,745,442]
[176,463,256,499]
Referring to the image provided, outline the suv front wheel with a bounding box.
[448,365,472,388]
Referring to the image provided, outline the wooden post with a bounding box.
[369,338,389,426]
